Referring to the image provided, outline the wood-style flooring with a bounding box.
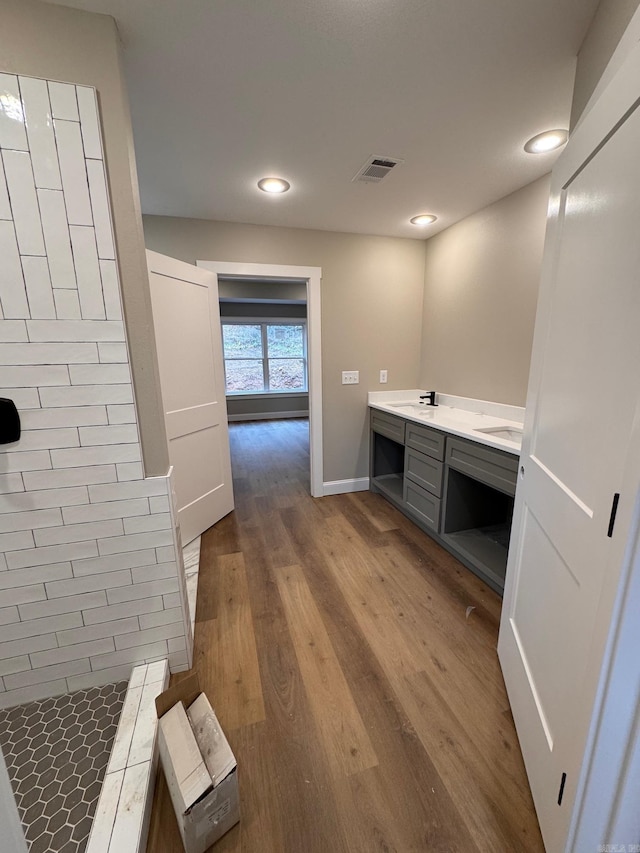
[146,418,544,853]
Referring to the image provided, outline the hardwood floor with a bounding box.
[146,419,544,853]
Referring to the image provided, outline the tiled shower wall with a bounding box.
[0,73,190,710]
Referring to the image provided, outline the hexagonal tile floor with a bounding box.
[0,681,127,853]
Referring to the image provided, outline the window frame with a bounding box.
[221,318,308,396]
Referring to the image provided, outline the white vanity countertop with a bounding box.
[368,389,525,455]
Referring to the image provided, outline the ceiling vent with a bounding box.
[352,155,404,184]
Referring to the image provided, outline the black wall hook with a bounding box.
[0,398,21,444]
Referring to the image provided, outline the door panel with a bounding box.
[512,507,585,747]
[147,251,233,545]
[499,55,640,852]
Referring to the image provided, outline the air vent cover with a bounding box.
[352,155,404,184]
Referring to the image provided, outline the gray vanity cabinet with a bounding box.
[406,422,445,460]
[405,447,443,496]
[404,479,441,531]
[446,436,518,496]
[402,423,445,532]
[370,409,406,444]
[370,408,518,594]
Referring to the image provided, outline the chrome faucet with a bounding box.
[419,391,438,406]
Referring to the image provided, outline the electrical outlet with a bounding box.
[379,369,388,383]
[342,370,359,385]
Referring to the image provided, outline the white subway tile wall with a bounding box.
[0,74,188,709]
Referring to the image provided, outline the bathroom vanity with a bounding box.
[369,392,523,593]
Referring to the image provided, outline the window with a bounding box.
[221,321,307,394]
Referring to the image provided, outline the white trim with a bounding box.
[197,261,323,497]
[226,392,308,400]
[323,477,370,496]
[568,490,640,851]
[228,411,309,422]
[0,746,27,853]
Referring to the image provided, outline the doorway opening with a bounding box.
[196,261,323,497]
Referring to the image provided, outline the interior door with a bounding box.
[498,44,640,852]
[147,250,234,544]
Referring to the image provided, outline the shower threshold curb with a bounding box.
[85,659,169,853]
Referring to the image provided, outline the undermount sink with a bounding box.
[387,402,434,414]
[474,425,523,443]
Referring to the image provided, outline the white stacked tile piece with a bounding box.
[0,73,191,709]
[182,536,201,639]
[86,660,169,853]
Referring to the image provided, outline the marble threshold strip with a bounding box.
[85,659,169,853]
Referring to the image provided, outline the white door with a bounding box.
[147,250,234,544]
[498,43,640,852]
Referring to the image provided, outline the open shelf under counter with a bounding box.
[369,400,520,595]
[441,523,511,591]
[371,472,404,502]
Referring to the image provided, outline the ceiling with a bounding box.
[48,0,598,238]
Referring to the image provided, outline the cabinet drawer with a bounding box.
[446,436,518,496]
[404,480,441,532]
[405,446,443,497]
[405,421,445,461]
[370,409,405,444]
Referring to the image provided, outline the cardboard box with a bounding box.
[156,674,240,852]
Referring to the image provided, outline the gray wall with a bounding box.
[219,278,307,302]
[225,396,308,420]
[143,216,426,483]
[571,0,640,128]
[419,175,551,407]
[1,0,168,476]
[220,304,307,319]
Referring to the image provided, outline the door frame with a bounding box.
[196,260,323,498]
[566,381,640,850]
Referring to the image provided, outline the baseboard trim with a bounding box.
[322,477,370,496]
[227,411,309,422]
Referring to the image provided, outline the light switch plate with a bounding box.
[379,370,388,383]
[342,371,359,385]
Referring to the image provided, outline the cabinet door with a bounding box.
[405,422,445,460]
[403,480,441,532]
[405,447,443,497]
[446,436,517,496]
[370,409,405,444]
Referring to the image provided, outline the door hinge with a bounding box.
[607,493,620,538]
[558,772,567,806]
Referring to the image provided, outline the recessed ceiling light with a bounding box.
[524,129,569,154]
[410,214,437,226]
[257,177,290,194]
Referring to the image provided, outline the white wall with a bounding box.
[0,72,188,709]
